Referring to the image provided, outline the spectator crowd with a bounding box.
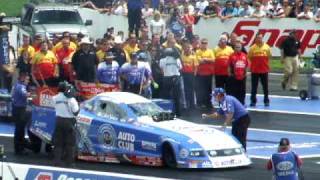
[80,0,320,21]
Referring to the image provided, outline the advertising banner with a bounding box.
[75,81,120,100]
[32,87,58,108]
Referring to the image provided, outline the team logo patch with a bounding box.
[98,124,116,149]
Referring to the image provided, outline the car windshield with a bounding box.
[32,10,83,24]
[128,102,163,117]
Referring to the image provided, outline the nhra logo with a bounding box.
[35,172,53,180]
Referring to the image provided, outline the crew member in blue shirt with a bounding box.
[97,51,119,85]
[267,138,303,180]
[127,0,144,37]
[11,72,30,155]
[120,52,151,95]
[202,88,251,150]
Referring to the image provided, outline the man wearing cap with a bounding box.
[109,36,127,67]
[72,37,99,83]
[97,52,120,85]
[52,81,79,167]
[267,138,303,180]
[202,88,251,150]
[279,30,301,91]
[159,47,183,116]
[120,52,151,95]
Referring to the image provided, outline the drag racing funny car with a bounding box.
[30,92,252,168]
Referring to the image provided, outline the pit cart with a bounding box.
[299,51,320,100]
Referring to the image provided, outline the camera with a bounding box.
[58,81,77,98]
[64,83,77,98]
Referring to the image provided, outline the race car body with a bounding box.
[30,92,251,168]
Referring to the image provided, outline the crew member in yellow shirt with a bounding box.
[96,39,111,62]
[248,33,272,107]
[123,34,140,62]
[31,41,59,87]
[213,36,234,91]
[195,38,215,108]
[181,43,198,109]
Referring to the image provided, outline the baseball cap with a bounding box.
[279,138,290,147]
[105,51,115,59]
[212,88,226,97]
[130,52,138,59]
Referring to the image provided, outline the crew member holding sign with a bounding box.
[202,88,250,150]
[52,81,79,167]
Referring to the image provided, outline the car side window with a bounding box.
[94,100,127,121]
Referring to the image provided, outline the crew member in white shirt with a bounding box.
[52,81,79,167]
[159,47,182,117]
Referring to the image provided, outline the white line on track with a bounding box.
[10,163,179,180]
[207,125,320,136]
[247,108,320,116]
[246,93,301,99]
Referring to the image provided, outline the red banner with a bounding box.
[32,87,58,108]
[75,81,120,100]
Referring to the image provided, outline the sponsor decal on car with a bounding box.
[77,116,92,125]
[131,156,162,166]
[202,161,212,168]
[141,141,157,151]
[117,132,135,151]
[98,124,116,150]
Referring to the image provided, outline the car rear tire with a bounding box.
[162,143,177,168]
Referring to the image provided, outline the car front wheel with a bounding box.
[162,143,177,168]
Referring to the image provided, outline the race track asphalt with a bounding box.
[1,73,320,180]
